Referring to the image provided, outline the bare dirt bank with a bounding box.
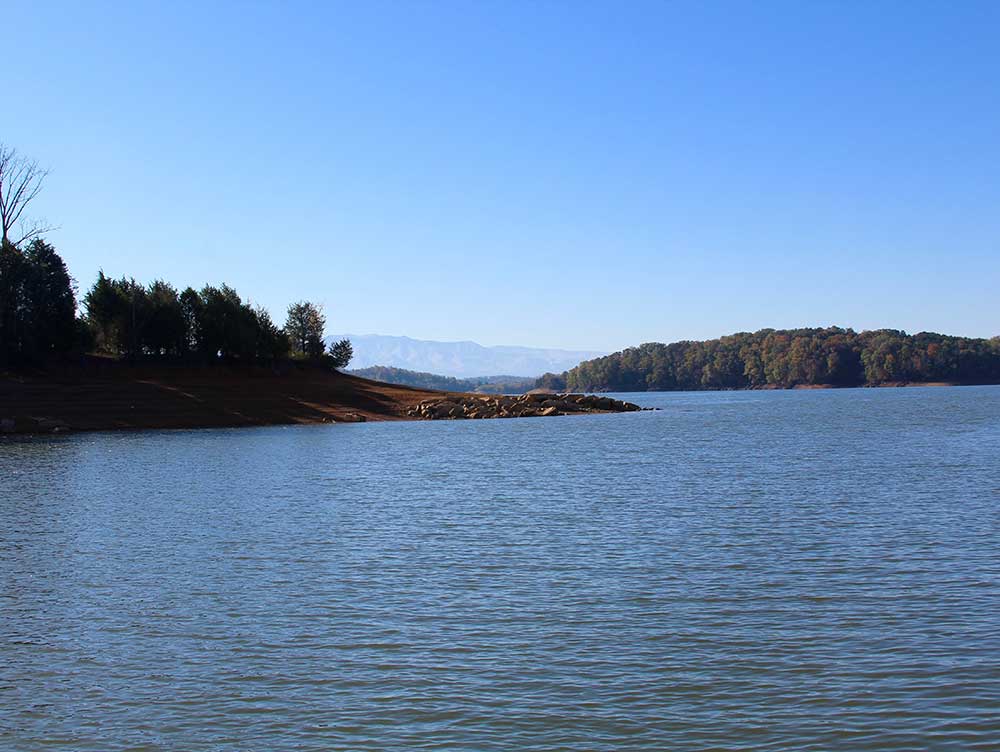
[0,362,463,433]
[0,361,639,434]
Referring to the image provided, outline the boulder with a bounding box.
[432,401,459,418]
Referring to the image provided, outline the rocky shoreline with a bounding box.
[405,392,647,420]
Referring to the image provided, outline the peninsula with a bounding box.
[0,360,640,434]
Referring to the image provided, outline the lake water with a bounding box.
[2,386,998,751]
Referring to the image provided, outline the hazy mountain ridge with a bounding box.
[327,334,604,378]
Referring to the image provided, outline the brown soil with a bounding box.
[1,359,470,433]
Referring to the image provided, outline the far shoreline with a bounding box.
[573,381,993,393]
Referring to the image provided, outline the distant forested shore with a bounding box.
[536,328,1000,392]
[349,365,535,394]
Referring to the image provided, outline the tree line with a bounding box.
[2,250,354,369]
[82,273,352,366]
[350,365,535,394]
[0,142,352,370]
[545,327,1000,392]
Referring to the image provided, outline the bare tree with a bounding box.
[0,143,52,247]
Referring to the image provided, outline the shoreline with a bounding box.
[0,362,639,435]
[576,381,989,393]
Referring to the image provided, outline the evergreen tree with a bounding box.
[327,338,353,368]
[284,301,326,358]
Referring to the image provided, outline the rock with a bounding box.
[407,393,642,420]
[431,401,459,418]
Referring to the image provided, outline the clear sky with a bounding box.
[7,1,999,351]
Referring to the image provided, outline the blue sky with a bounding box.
[7,1,999,351]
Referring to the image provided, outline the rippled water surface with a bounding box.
[2,386,999,751]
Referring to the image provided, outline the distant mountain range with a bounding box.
[325,334,605,378]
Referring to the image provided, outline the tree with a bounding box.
[83,271,126,352]
[115,277,151,361]
[0,238,77,366]
[327,338,353,368]
[198,284,246,359]
[0,240,26,364]
[284,301,325,358]
[145,280,186,356]
[179,287,202,355]
[253,305,291,361]
[0,144,52,247]
[20,239,77,358]
[535,372,567,391]
[560,327,1000,392]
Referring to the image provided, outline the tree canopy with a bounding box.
[327,338,353,369]
[79,277,353,367]
[0,239,78,367]
[285,301,326,358]
[351,365,535,393]
[1,252,352,370]
[0,144,352,372]
[554,328,1000,392]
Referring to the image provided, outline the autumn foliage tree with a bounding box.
[556,327,1000,392]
